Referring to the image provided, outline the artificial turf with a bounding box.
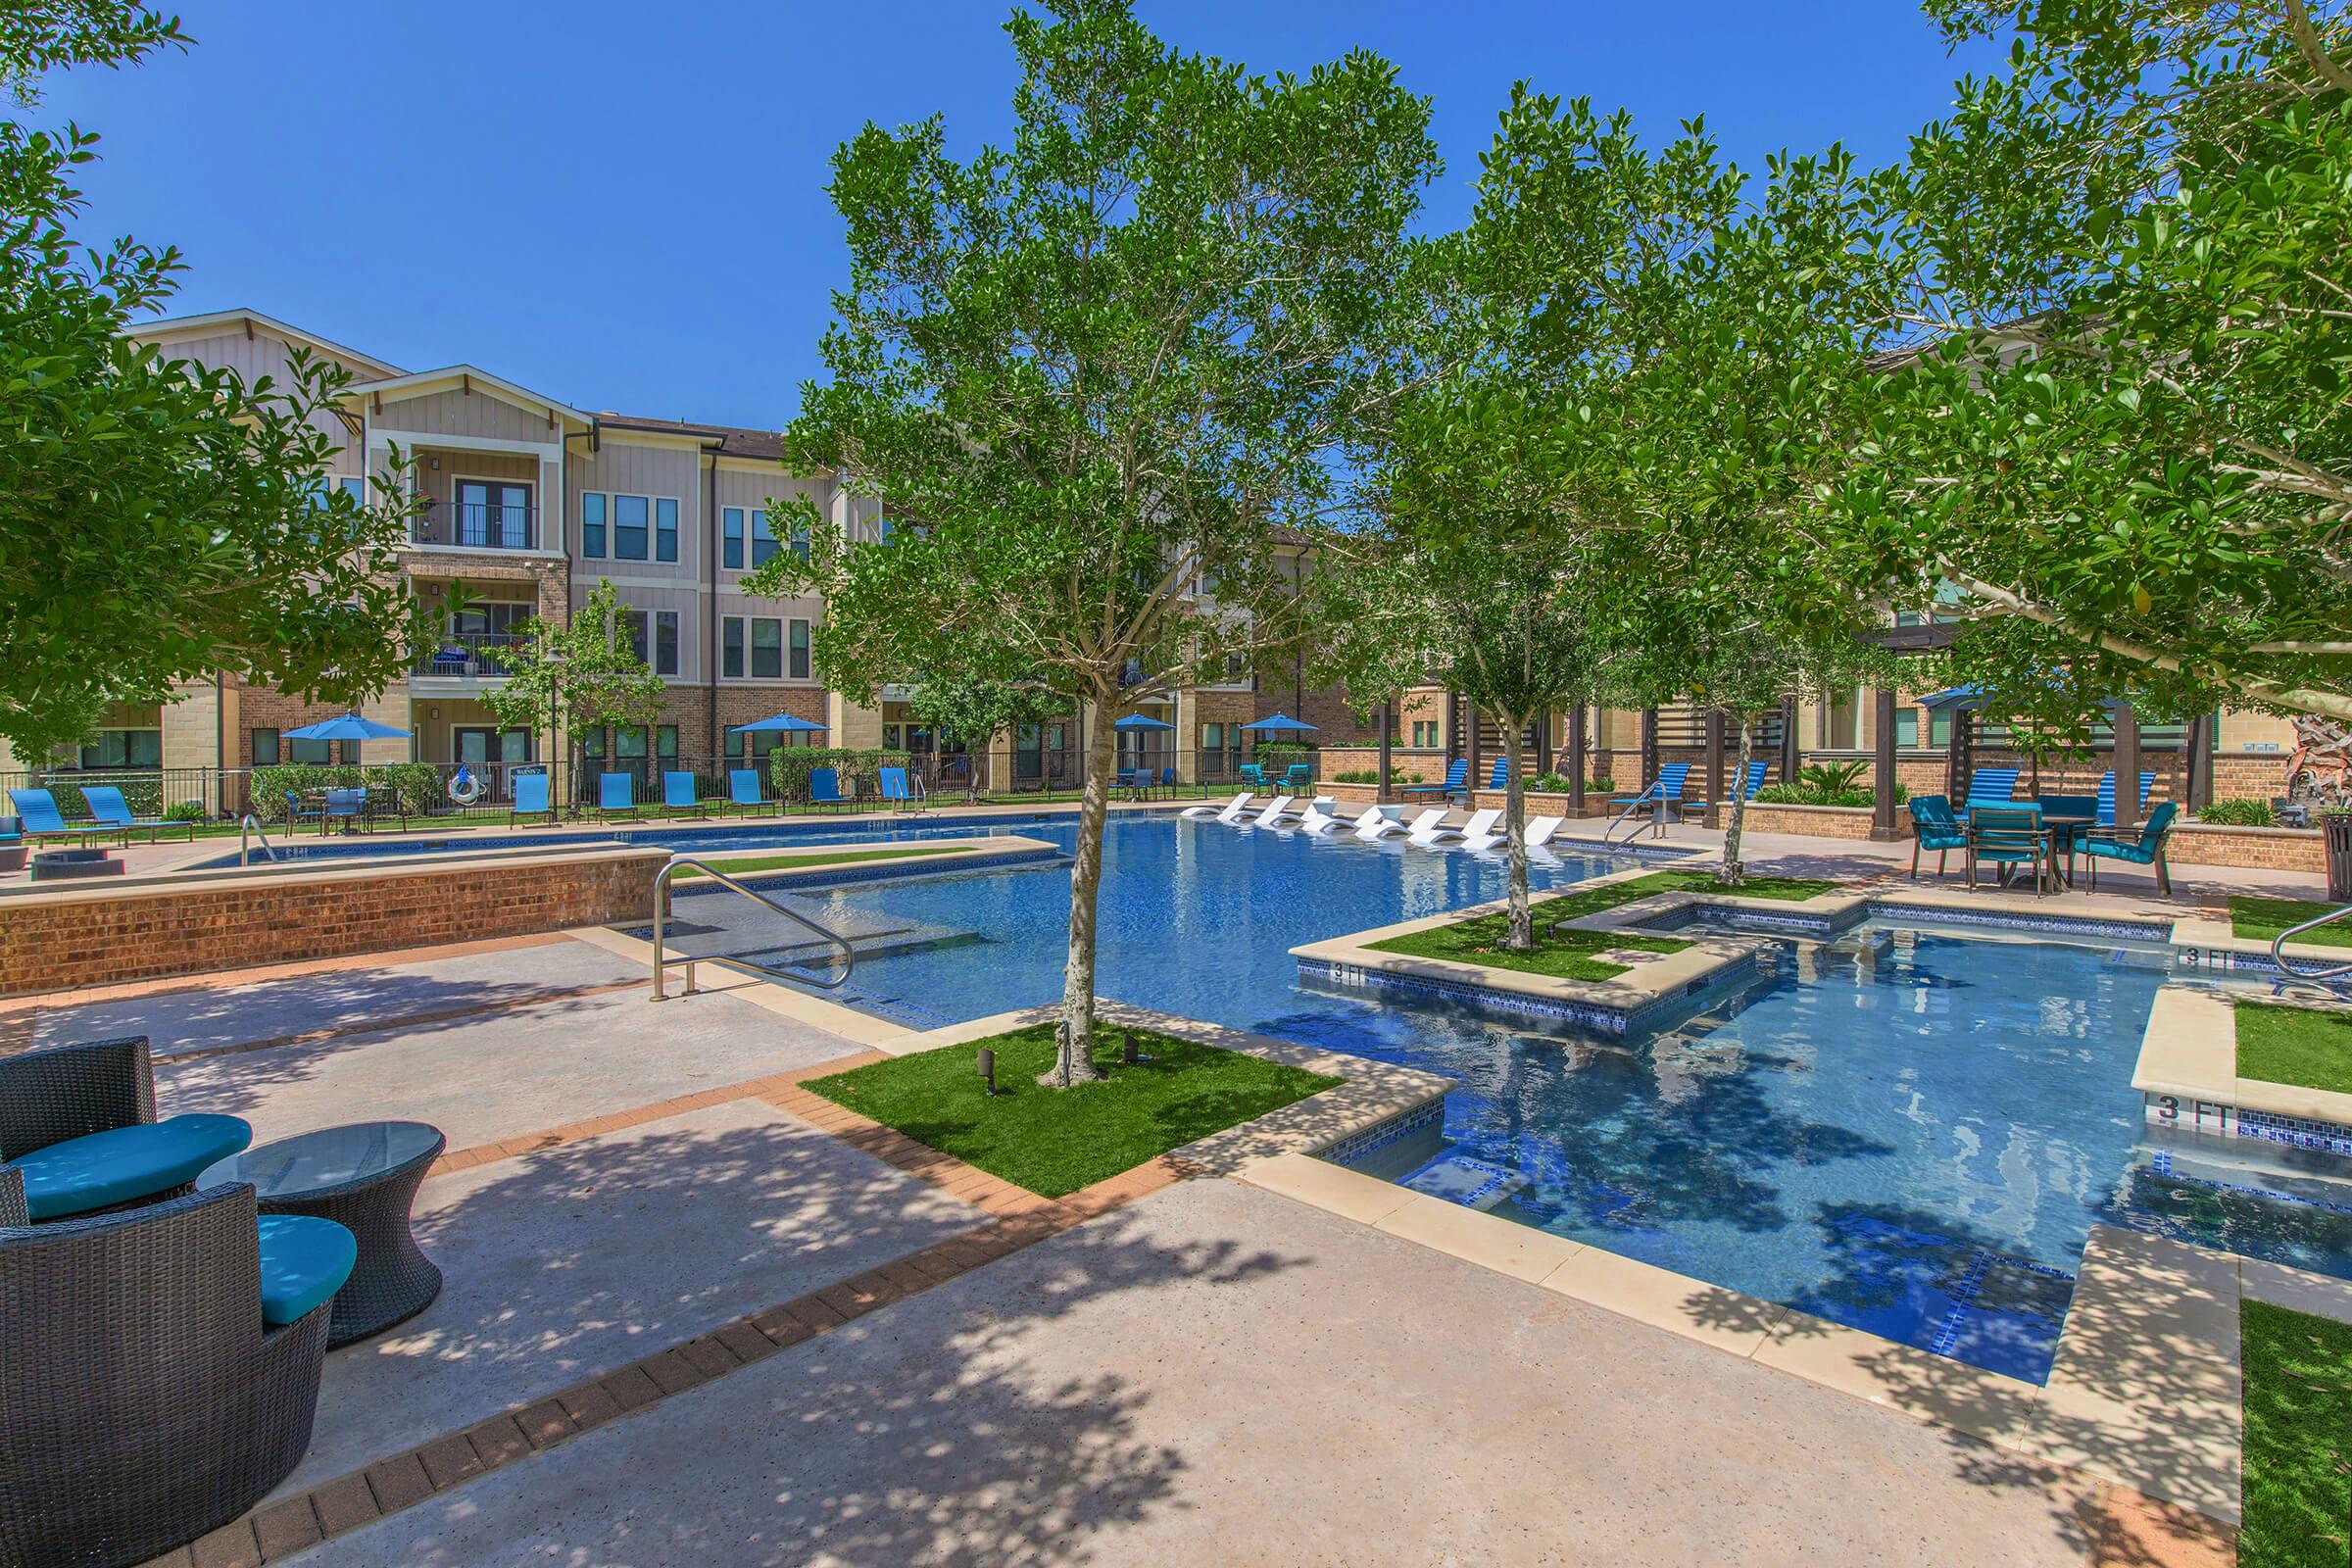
[2238,1298,2352,1568]
[801,1024,1339,1198]
[2232,897,2352,951]
[1363,868,1838,983]
[2236,1002,2352,1097]
[666,843,971,880]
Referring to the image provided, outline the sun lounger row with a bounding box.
[1183,793,1571,852]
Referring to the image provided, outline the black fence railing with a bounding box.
[412,631,530,677]
[411,500,536,552]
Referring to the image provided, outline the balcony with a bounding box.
[413,631,529,679]
[410,499,538,553]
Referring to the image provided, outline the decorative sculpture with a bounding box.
[2284,714,2352,810]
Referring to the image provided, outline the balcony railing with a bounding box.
[410,500,537,552]
[412,631,530,677]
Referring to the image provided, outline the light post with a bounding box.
[544,647,564,818]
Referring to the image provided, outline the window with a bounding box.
[1930,710,1954,748]
[655,498,678,564]
[289,736,331,765]
[721,616,745,678]
[750,617,782,678]
[1410,720,1439,748]
[252,728,279,766]
[75,729,162,769]
[750,509,777,568]
[1894,710,1920,749]
[722,508,745,570]
[622,609,680,676]
[657,724,678,760]
[452,600,533,639]
[789,618,810,679]
[882,723,902,750]
[613,495,650,561]
[581,493,607,558]
[309,475,366,508]
[614,726,648,761]
[792,516,810,564]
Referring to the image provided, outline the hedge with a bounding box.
[769,747,912,802]
[249,762,447,822]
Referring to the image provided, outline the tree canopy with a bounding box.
[479,581,666,763]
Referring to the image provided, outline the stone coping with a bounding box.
[2169,912,2352,972]
[668,833,1063,891]
[1238,1152,2251,1522]
[0,840,672,907]
[2134,983,2352,1127]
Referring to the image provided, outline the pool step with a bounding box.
[1398,1153,1528,1211]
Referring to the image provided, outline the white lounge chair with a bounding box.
[1404,808,1460,844]
[1350,807,1404,840]
[1452,808,1506,850]
[1243,795,1298,827]
[1182,791,1250,822]
[1525,814,1564,849]
[1296,803,1343,833]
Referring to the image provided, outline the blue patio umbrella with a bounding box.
[1112,713,1175,731]
[284,712,412,742]
[729,713,829,734]
[1240,713,1317,733]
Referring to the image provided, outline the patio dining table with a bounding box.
[2026,800,2099,889]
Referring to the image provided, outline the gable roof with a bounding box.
[343,365,596,429]
[597,413,785,463]
[125,308,406,378]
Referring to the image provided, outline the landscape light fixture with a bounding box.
[977,1047,997,1097]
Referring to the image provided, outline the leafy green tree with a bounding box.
[1848,0,2352,728]
[752,0,1440,1084]
[0,4,426,761]
[479,582,666,795]
[905,674,1065,800]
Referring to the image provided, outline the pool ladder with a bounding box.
[2272,902,2352,982]
[237,813,280,866]
[649,855,856,1000]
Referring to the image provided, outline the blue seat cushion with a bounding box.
[256,1214,358,1327]
[6,1114,252,1221]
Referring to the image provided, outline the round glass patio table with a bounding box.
[201,1120,445,1348]
[2036,808,2098,886]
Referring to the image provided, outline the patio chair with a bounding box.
[1158,766,1178,796]
[1954,767,2022,824]
[1295,802,1344,833]
[320,786,369,834]
[1606,762,1692,840]
[596,772,637,820]
[1450,808,1505,849]
[1182,791,1250,822]
[1282,762,1313,793]
[2094,769,2158,828]
[1965,804,2050,894]
[0,1036,253,1223]
[727,768,776,816]
[1351,806,1406,839]
[1399,759,1469,803]
[1408,808,1469,845]
[2082,801,2181,895]
[6,787,111,847]
[662,770,707,819]
[878,766,923,812]
[1238,762,1269,791]
[806,766,851,811]
[1906,795,1968,879]
[0,1173,353,1568]
[1243,795,1299,827]
[1486,757,1509,791]
[511,770,557,825]
[281,788,325,833]
[1525,814,1565,850]
[80,785,196,844]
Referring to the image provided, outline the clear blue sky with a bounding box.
[37,1,1998,429]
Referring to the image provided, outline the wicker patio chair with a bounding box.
[0,1036,250,1221]
[0,1176,338,1568]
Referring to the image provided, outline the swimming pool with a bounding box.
[730,814,2352,1382]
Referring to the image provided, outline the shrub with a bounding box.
[1327,767,1405,785]
[1758,780,1908,808]
[1253,742,1317,776]
[1796,760,1870,796]
[2196,798,2275,827]
[1588,776,1614,794]
[249,761,449,821]
[34,772,165,818]
[770,747,911,802]
[164,800,205,823]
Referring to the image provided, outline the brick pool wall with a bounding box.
[0,846,670,998]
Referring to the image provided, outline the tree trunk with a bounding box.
[1046,700,1119,1086]
[1500,710,1533,951]
[1719,714,1753,889]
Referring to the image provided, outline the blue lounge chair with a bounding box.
[2095,769,2157,828]
[1486,757,1509,791]
[662,770,706,819]
[727,768,775,815]
[1965,804,2050,893]
[1907,794,1967,879]
[1691,760,1771,810]
[1400,759,1469,803]
[596,772,636,819]
[2082,801,2180,895]
[806,767,850,811]
[511,771,556,825]
[6,788,110,846]
[878,766,922,812]
[1955,767,2021,824]
[80,785,195,844]
[1607,762,1692,839]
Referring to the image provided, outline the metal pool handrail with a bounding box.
[237,813,280,866]
[649,855,856,999]
[2271,902,2352,982]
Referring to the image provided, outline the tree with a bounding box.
[479,581,666,793]
[1846,0,2352,729]
[905,674,1065,800]
[752,0,1440,1085]
[0,4,426,761]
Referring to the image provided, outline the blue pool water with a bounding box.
[755,814,2352,1382]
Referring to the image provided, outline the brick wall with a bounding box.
[2167,824,2325,874]
[0,847,667,999]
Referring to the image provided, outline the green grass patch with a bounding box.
[667,844,971,880]
[2236,1002,2352,1097]
[2239,1298,2352,1568]
[2234,897,2352,952]
[803,1025,1339,1198]
[1364,869,1839,984]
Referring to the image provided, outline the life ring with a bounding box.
[447,766,485,806]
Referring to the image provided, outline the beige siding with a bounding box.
[568,438,702,581]
[375,385,556,444]
[151,329,361,470]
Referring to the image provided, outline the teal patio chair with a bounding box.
[727,768,775,815]
[1237,762,1269,791]
[1965,804,2050,893]
[1283,762,1313,792]
[596,772,636,820]
[80,785,195,844]
[661,770,706,819]
[1906,794,1967,879]
[2094,769,2158,828]
[6,788,111,847]
[2082,801,2180,895]
[510,771,556,825]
